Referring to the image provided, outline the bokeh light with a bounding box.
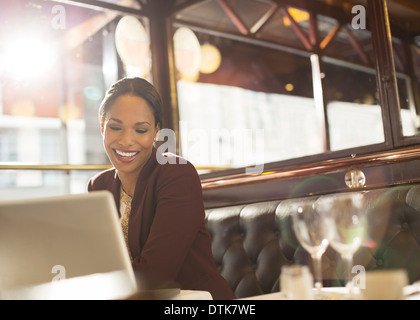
[174,27,201,81]
[200,43,221,74]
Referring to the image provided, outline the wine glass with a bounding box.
[291,201,329,295]
[315,192,368,298]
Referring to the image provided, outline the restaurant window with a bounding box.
[390,35,420,138]
[323,61,384,151]
[174,29,325,171]
[387,0,420,143]
[0,0,151,199]
[413,44,420,133]
[173,3,394,173]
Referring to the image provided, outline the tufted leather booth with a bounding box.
[205,184,420,299]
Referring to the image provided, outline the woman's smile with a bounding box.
[113,149,140,163]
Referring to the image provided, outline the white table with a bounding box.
[238,287,354,300]
[172,290,213,300]
[238,286,420,300]
[0,271,213,300]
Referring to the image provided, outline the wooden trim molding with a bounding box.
[201,146,420,189]
[201,146,420,208]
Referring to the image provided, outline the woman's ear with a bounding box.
[100,121,105,135]
[154,126,160,143]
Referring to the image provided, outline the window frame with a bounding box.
[171,0,420,180]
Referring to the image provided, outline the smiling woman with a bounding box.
[87,77,236,300]
[101,94,159,196]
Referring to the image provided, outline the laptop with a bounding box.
[0,190,138,299]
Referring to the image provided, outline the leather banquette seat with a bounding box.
[205,184,420,299]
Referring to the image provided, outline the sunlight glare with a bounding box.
[3,34,58,81]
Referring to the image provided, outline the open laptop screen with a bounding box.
[0,191,137,298]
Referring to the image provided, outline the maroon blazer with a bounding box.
[87,148,235,300]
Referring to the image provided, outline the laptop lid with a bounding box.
[0,190,137,298]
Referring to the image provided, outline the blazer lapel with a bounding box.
[128,148,159,257]
[110,170,122,217]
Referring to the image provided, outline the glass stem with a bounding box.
[311,254,323,291]
[343,254,354,298]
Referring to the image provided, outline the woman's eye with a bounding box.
[136,129,148,134]
[109,126,121,131]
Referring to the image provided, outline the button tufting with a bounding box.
[205,184,420,299]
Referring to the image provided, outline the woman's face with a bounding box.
[101,94,159,177]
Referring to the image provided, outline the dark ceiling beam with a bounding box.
[342,26,371,66]
[272,0,355,25]
[173,18,312,58]
[170,0,207,15]
[279,6,313,51]
[309,12,319,47]
[140,0,175,16]
[216,0,249,35]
